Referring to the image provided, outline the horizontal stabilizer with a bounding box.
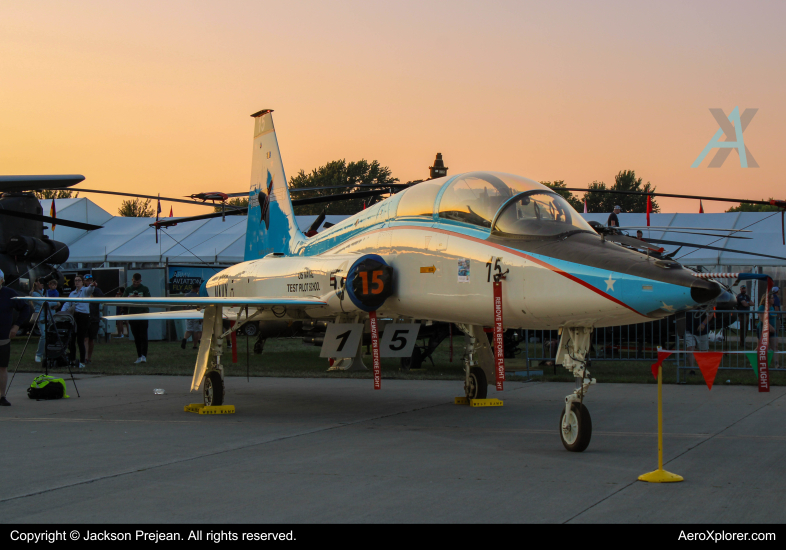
[0,174,84,193]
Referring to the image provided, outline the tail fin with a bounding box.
[244,110,305,260]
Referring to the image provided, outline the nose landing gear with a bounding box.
[556,327,596,452]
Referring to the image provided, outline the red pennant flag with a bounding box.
[646,195,652,227]
[699,200,704,213]
[169,206,173,217]
[650,351,673,379]
[50,199,57,231]
[693,352,723,390]
[583,199,588,214]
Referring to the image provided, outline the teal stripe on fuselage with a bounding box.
[294,205,694,316]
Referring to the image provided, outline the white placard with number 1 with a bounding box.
[319,323,364,358]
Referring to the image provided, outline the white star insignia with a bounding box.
[661,302,675,312]
[605,274,616,292]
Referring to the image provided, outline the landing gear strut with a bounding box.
[459,325,493,400]
[556,327,596,452]
[203,305,226,406]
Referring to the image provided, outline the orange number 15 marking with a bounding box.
[358,270,385,295]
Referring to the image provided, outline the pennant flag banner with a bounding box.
[646,195,652,227]
[746,352,773,379]
[693,352,724,390]
[699,200,704,213]
[650,351,673,379]
[169,206,173,217]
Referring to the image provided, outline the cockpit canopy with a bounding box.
[394,171,595,238]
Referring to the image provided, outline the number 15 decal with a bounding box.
[379,323,421,357]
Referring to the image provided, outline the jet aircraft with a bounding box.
[24,110,779,453]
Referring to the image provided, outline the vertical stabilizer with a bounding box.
[245,110,305,260]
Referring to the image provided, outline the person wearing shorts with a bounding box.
[83,274,104,364]
[0,269,33,406]
[686,309,713,369]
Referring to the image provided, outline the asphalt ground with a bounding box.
[1,374,784,524]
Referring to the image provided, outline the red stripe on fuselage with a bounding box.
[342,225,645,318]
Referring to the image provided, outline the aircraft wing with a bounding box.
[104,309,205,321]
[19,296,328,309]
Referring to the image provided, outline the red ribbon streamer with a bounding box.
[758,278,772,392]
[650,350,673,379]
[448,322,453,362]
[493,281,505,391]
[230,321,238,364]
[369,310,381,390]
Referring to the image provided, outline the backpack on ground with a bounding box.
[27,375,69,400]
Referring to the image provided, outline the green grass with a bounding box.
[8,334,784,386]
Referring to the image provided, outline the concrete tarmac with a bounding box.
[1,374,784,523]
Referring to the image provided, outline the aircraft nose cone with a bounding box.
[690,279,723,304]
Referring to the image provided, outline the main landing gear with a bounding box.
[203,306,227,406]
[556,327,596,452]
[458,324,494,400]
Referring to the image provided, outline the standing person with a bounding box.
[31,279,47,363]
[123,274,151,364]
[0,269,33,406]
[736,284,753,349]
[181,283,202,350]
[62,274,96,368]
[685,309,714,369]
[83,274,104,364]
[607,205,621,227]
[113,287,128,338]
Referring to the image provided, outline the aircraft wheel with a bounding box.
[243,322,259,337]
[560,402,592,452]
[400,347,423,371]
[465,366,488,400]
[203,370,224,406]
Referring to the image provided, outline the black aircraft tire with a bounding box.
[204,370,225,407]
[466,366,488,400]
[243,322,259,337]
[559,402,592,452]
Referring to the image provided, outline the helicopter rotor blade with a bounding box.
[644,238,786,261]
[40,188,246,209]
[0,209,102,231]
[564,188,781,207]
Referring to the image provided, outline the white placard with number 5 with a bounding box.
[379,323,421,358]
[320,323,364,358]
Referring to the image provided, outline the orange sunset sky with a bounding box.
[1,0,784,216]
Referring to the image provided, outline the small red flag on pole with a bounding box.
[169,206,173,217]
[699,200,704,213]
[646,195,652,226]
[583,199,588,214]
